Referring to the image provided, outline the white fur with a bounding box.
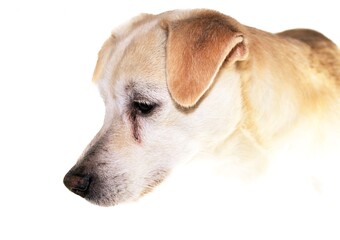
[66,10,340,238]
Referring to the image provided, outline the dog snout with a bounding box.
[63,171,91,198]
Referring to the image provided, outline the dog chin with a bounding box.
[86,197,118,207]
[85,191,133,207]
[85,184,158,207]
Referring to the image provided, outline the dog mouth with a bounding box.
[64,167,170,206]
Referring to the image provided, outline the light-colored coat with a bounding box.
[64,9,340,208]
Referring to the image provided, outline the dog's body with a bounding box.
[64,9,340,207]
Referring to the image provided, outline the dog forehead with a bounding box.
[116,23,167,80]
[93,9,216,83]
[97,16,168,97]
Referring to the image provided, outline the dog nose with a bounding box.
[63,172,91,198]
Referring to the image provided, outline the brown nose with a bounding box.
[63,172,91,198]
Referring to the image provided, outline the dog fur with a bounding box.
[64,9,340,207]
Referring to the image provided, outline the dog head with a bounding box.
[64,9,249,206]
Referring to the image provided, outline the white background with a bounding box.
[0,0,339,239]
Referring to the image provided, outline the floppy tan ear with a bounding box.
[166,11,248,107]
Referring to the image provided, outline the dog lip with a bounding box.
[72,188,88,198]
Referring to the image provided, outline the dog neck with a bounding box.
[239,31,338,145]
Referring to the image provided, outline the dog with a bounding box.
[64,9,340,207]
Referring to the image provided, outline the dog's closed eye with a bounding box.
[133,100,157,115]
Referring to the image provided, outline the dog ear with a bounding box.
[166,12,248,107]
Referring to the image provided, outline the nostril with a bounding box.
[72,175,90,191]
[63,172,91,198]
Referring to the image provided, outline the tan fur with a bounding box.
[231,26,340,142]
[92,35,116,82]
[166,11,248,107]
[278,28,340,83]
[65,9,340,207]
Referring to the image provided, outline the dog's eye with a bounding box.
[133,101,156,115]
